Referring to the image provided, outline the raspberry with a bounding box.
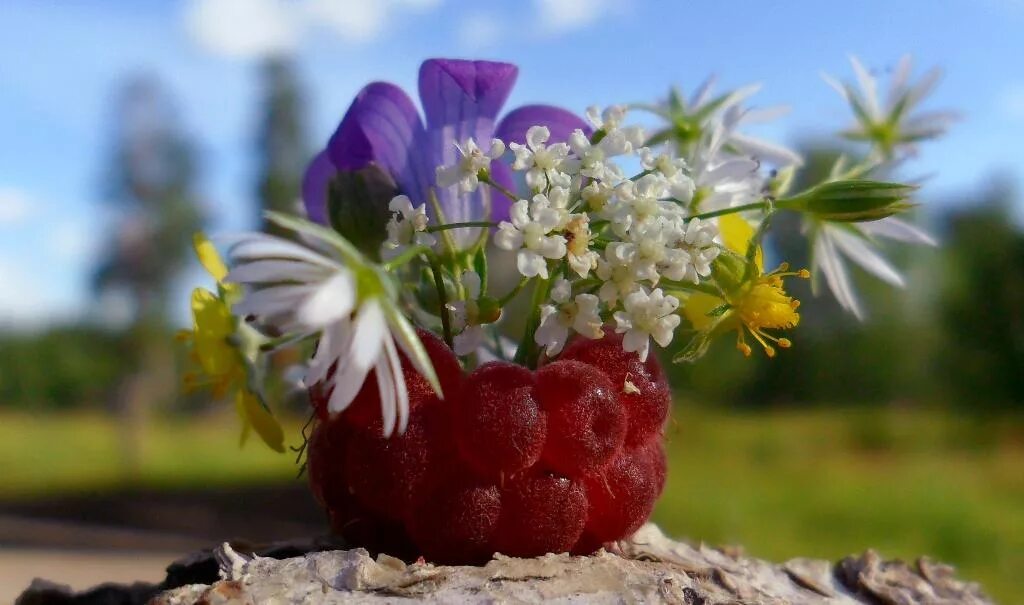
[578,437,667,547]
[306,418,355,517]
[343,407,436,522]
[535,360,626,477]
[454,362,546,478]
[408,476,502,564]
[559,329,671,445]
[494,473,587,557]
[310,328,463,428]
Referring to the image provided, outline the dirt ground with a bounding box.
[0,549,179,603]
[0,484,328,602]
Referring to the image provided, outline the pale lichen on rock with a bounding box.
[146,524,991,605]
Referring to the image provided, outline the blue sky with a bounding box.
[1,0,1022,326]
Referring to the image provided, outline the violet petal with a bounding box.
[495,104,591,146]
[301,151,337,225]
[326,82,428,204]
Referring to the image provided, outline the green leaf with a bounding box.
[382,302,443,400]
[673,330,714,364]
[264,211,365,267]
[473,248,488,297]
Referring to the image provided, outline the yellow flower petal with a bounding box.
[682,291,725,331]
[193,232,229,283]
[718,214,764,272]
[191,288,237,378]
[236,389,285,453]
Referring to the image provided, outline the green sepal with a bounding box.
[326,165,397,260]
[672,329,714,364]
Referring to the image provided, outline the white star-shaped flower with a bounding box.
[436,137,506,193]
[613,288,681,362]
[535,278,604,357]
[494,196,568,279]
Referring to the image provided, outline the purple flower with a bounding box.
[302,59,589,246]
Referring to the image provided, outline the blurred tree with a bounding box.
[255,57,309,236]
[935,180,1024,410]
[91,76,204,476]
[253,58,312,411]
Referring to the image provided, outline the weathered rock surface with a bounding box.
[142,524,991,605]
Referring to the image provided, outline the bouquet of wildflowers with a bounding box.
[181,58,949,562]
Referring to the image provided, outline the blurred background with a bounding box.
[1,0,1022,602]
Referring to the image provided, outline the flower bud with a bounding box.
[779,179,916,222]
[326,165,398,258]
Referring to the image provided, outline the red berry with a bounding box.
[310,328,463,428]
[559,329,671,445]
[307,418,355,517]
[343,407,436,522]
[535,360,626,477]
[407,476,502,564]
[579,438,667,547]
[494,473,587,557]
[455,362,546,478]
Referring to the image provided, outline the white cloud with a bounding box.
[48,221,97,262]
[185,0,299,59]
[998,83,1024,121]
[533,0,620,35]
[0,188,34,226]
[185,0,445,59]
[457,12,502,52]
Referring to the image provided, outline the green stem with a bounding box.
[497,277,531,306]
[514,277,552,368]
[382,245,429,270]
[426,220,497,233]
[684,200,770,221]
[480,174,519,203]
[428,257,454,348]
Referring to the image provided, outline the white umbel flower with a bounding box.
[494,196,568,279]
[384,195,436,256]
[226,222,440,438]
[447,270,486,356]
[613,288,681,362]
[436,137,506,193]
[509,126,576,191]
[535,278,604,357]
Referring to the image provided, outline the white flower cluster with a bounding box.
[439,106,733,362]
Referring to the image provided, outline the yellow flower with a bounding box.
[682,215,808,358]
[178,233,284,453]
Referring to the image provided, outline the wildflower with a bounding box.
[643,78,802,166]
[565,213,599,278]
[383,195,436,256]
[302,59,589,246]
[596,244,642,306]
[447,270,497,356]
[226,215,441,437]
[494,196,568,279]
[810,216,936,319]
[435,137,506,193]
[681,217,806,358]
[535,279,604,357]
[179,233,284,452]
[509,125,578,191]
[613,288,681,362]
[824,55,955,159]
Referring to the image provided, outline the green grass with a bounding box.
[1,407,1021,602]
[654,405,1024,603]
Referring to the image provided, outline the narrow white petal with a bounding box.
[227,260,328,284]
[351,300,387,369]
[828,227,905,287]
[375,354,397,438]
[860,216,937,246]
[230,236,341,269]
[386,336,410,435]
[233,284,318,318]
[297,271,357,327]
[728,133,803,167]
[816,233,864,320]
[849,55,880,119]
